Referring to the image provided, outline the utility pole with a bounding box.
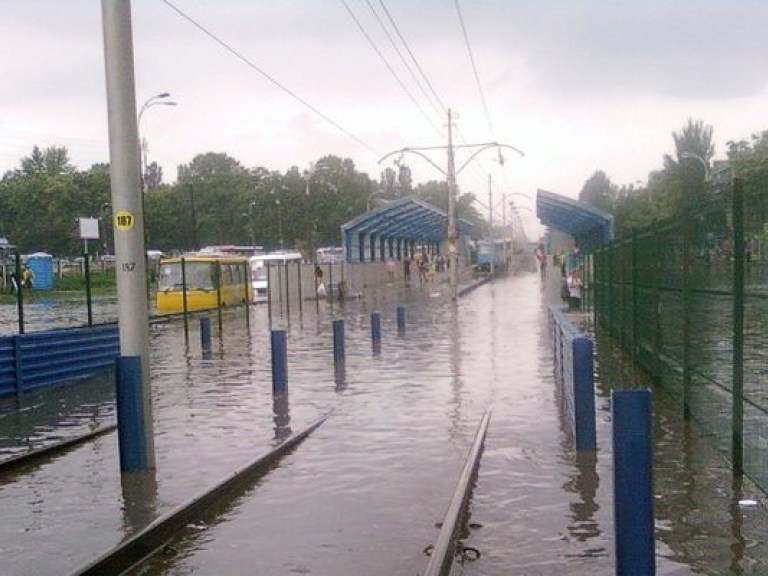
[446,109,458,299]
[379,112,524,302]
[488,174,494,277]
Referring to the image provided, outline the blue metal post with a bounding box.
[573,335,596,451]
[371,312,381,342]
[116,355,149,472]
[612,389,655,576]
[271,329,287,394]
[333,319,345,367]
[396,305,406,334]
[200,316,212,352]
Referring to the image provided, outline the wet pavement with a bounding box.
[0,270,766,575]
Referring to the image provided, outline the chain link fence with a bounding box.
[595,177,768,493]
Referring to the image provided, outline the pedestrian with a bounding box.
[314,265,326,299]
[9,271,18,294]
[567,268,583,311]
[22,266,33,289]
[403,258,411,286]
[387,258,395,282]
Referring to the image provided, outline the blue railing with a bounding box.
[0,324,119,396]
[549,306,596,451]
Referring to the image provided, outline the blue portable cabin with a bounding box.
[25,252,54,290]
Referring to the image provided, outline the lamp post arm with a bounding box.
[378,148,446,176]
[455,143,525,175]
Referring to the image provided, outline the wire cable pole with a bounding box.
[379,110,524,300]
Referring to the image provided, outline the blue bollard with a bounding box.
[573,336,596,451]
[200,316,212,352]
[333,319,345,367]
[396,305,406,333]
[271,329,288,394]
[612,389,655,576]
[116,356,148,472]
[371,312,381,342]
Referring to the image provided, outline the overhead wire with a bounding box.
[377,0,447,115]
[339,0,444,138]
[363,0,444,121]
[159,0,381,158]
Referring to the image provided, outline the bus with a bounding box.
[155,254,251,314]
[249,251,303,303]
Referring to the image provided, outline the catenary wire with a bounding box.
[339,0,443,137]
[454,0,497,142]
[160,0,381,158]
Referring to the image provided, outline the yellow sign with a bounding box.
[114,210,135,231]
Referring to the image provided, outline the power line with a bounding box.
[363,0,443,121]
[454,0,496,141]
[377,0,447,115]
[339,0,443,137]
[160,0,381,158]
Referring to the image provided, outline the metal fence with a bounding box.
[594,177,768,493]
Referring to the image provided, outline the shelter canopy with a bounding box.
[536,189,614,251]
[341,197,472,262]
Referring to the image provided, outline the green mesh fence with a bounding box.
[595,178,768,494]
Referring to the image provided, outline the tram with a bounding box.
[475,239,511,274]
[155,254,251,314]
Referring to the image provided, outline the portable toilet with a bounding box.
[25,252,54,290]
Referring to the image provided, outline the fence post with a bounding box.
[573,335,596,451]
[612,389,655,576]
[116,355,150,472]
[271,329,287,394]
[13,334,23,396]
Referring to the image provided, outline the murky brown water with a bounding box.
[0,272,766,575]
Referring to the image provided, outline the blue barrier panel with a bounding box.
[332,319,345,367]
[549,306,597,451]
[271,330,287,394]
[396,305,406,333]
[116,356,148,472]
[200,316,212,352]
[573,336,596,451]
[0,324,119,398]
[613,389,655,576]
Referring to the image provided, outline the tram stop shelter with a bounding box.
[341,197,473,262]
[535,188,614,252]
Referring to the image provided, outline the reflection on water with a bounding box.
[0,274,765,575]
[0,295,119,336]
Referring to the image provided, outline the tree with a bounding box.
[19,145,75,177]
[579,171,616,213]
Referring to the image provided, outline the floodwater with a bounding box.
[0,272,766,575]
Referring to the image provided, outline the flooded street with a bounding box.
[0,272,766,575]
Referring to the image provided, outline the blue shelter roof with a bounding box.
[341,197,472,244]
[536,189,614,251]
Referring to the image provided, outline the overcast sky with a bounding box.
[2,1,767,237]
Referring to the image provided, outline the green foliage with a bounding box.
[579,171,616,213]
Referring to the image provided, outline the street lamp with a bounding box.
[249,201,257,250]
[138,93,177,192]
[275,199,284,251]
[680,151,711,182]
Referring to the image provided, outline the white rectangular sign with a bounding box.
[79,217,100,240]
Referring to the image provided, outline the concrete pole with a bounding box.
[101,0,155,468]
[489,174,494,276]
[446,109,458,300]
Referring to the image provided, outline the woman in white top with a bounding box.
[567,268,583,311]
